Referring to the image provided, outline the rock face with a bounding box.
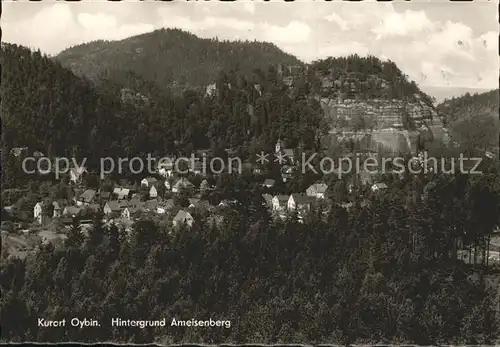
[319,97,446,154]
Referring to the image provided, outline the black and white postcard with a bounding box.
[1,0,499,344]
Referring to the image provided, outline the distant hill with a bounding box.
[420,86,493,104]
[311,55,435,107]
[437,89,499,124]
[437,89,499,155]
[56,28,302,93]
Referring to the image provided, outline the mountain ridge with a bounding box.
[56,28,303,93]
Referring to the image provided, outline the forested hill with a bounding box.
[311,55,436,107]
[437,89,499,155]
[1,43,323,188]
[56,28,302,93]
[437,89,499,124]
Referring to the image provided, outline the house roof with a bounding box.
[106,201,122,212]
[158,199,175,209]
[10,147,28,156]
[64,206,82,216]
[118,200,129,208]
[145,199,158,210]
[263,179,275,186]
[372,182,388,189]
[142,177,158,184]
[274,195,289,202]
[173,177,194,189]
[290,193,314,205]
[79,189,96,203]
[59,217,74,224]
[283,149,294,157]
[113,187,130,198]
[262,193,273,201]
[129,198,143,207]
[173,210,193,222]
[306,183,328,195]
[124,206,145,214]
[100,191,111,199]
[87,204,101,211]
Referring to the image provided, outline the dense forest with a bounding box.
[437,90,499,155]
[1,43,322,189]
[1,171,500,344]
[56,28,302,92]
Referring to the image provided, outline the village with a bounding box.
[30,139,390,228]
[5,138,500,265]
[2,139,395,257]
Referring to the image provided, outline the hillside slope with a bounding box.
[437,89,499,155]
[56,28,302,93]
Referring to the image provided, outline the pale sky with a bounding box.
[2,0,499,90]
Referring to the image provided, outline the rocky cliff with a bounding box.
[314,93,445,155]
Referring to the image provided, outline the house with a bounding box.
[157,199,174,214]
[121,206,144,220]
[145,199,158,211]
[272,195,289,211]
[51,201,62,218]
[371,182,388,192]
[172,177,195,193]
[306,183,329,199]
[34,202,44,224]
[173,210,195,228]
[104,201,122,215]
[69,167,87,184]
[188,198,200,207]
[288,194,314,212]
[10,146,28,157]
[113,187,130,200]
[77,189,96,206]
[262,179,276,188]
[63,206,82,217]
[199,179,212,192]
[141,177,158,187]
[128,197,144,208]
[99,191,111,201]
[149,185,158,198]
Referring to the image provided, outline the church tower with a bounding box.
[275,139,282,154]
